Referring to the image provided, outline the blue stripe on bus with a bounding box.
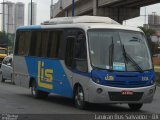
[25,57,73,98]
[17,25,41,30]
[91,69,155,88]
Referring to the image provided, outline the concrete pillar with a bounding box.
[104,7,140,23]
[93,0,98,15]
[93,0,105,16]
[65,10,68,17]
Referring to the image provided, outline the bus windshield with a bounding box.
[88,29,152,72]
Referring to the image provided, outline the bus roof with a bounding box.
[17,25,41,30]
[42,16,119,25]
[17,16,142,32]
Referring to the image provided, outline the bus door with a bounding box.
[65,30,88,97]
[72,31,88,88]
[64,36,75,97]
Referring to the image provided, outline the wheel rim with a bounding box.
[75,86,84,106]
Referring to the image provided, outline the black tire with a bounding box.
[31,80,49,99]
[74,85,86,109]
[128,103,143,110]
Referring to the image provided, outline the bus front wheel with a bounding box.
[31,81,49,98]
[128,103,143,110]
[74,85,86,109]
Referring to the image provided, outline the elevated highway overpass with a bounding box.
[51,0,160,23]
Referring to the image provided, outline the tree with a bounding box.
[7,33,15,47]
[138,26,156,36]
[0,31,15,48]
[0,31,7,45]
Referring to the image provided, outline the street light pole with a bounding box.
[51,0,53,18]
[72,0,74,16]
[30,0,32,25]
[2,0,5,31]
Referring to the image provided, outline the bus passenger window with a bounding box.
[41,31,49,57]
[18,32,25,55]
[65,36,75,68]
[29,31,41,56]
[48,31,61,58]
[17,31,31,56]
[14,31,20,55]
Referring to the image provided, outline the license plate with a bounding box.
[121,90,133,95]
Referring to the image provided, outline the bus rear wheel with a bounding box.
[31,81,49,99]
[74,85,86,109]
[128,103,143,110]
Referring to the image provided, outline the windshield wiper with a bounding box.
[122,45,144,73]
[109,38,114,71]
[129,37,141,42]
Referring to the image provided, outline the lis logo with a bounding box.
[105,74,114,81]
[38,61,53,89]
[142,77,149,81]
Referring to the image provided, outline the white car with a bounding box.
[0,54,13,83]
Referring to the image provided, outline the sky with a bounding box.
[0,0,160,30]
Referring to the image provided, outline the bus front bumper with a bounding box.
[87,81,156,104]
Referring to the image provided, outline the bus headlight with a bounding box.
[150,79,155,85]
[92,78,101,84]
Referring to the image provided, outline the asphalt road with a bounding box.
[0,80,160,115]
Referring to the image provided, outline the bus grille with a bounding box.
[108,92,143,101]
[106,81,149,88]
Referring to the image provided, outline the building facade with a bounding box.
[15,2,25,30]
[144,13,160,43]
[2,1,15,34]
[1,1,25,34]
[148,13,160,25]
[148,13,160,33]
